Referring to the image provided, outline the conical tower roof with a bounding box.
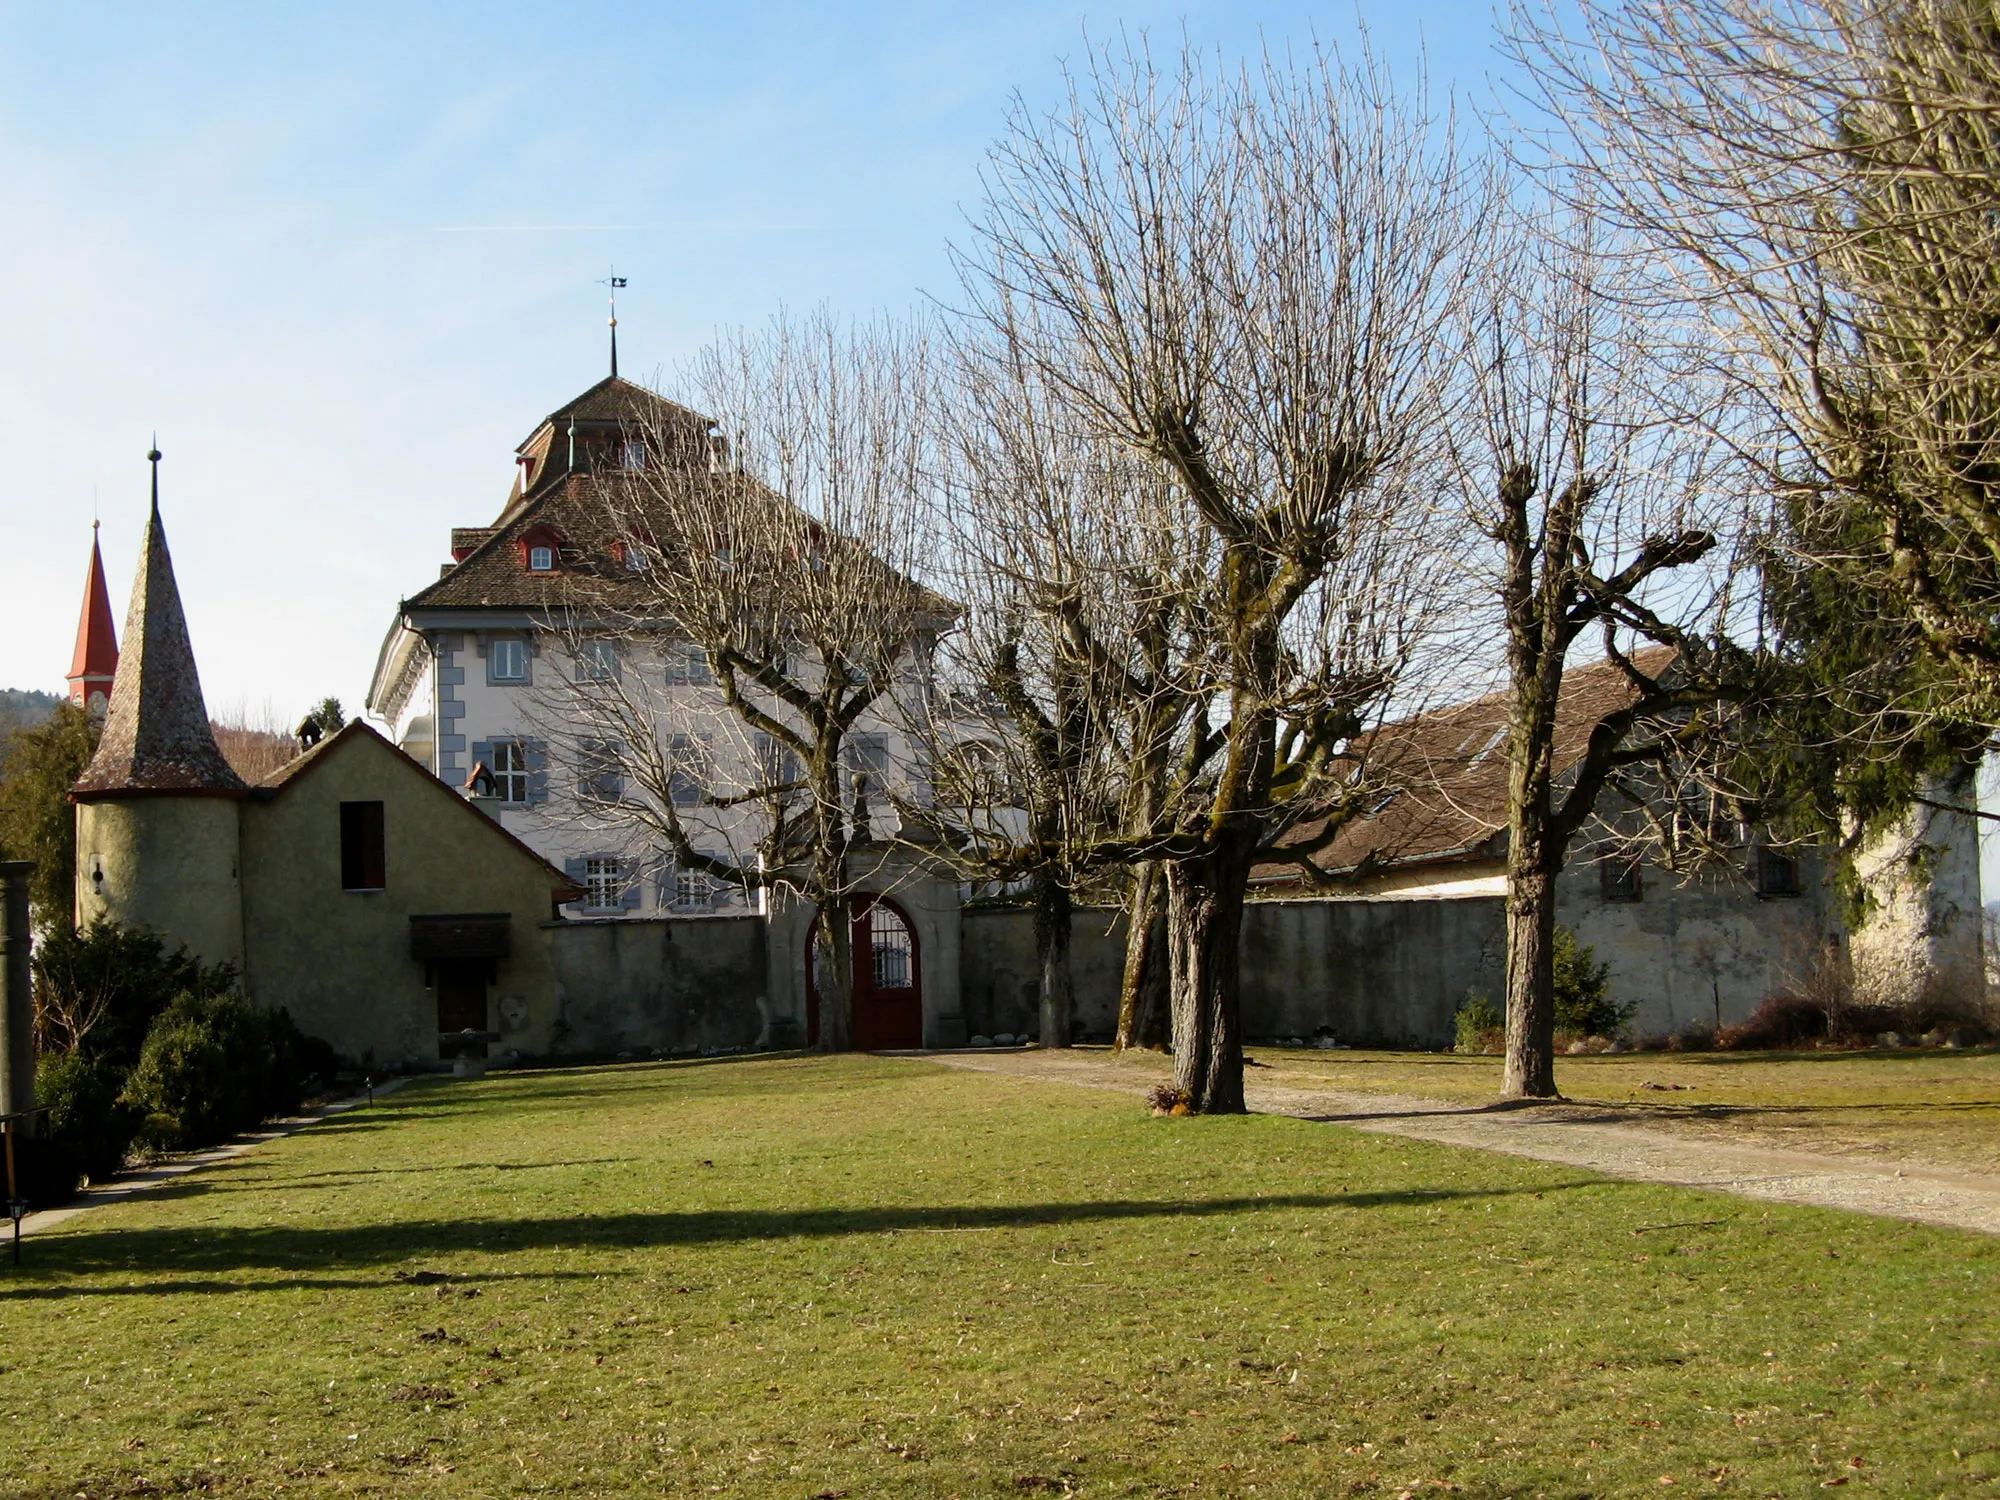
[73,460,246,799]
[66,523,120,703]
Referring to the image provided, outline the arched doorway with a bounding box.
[805,894,923,1049]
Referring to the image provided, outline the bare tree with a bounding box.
[1506,0,2000,725]
[551,308,949,1051]
[1445,204,1754,1098]
[957,41,1470,1111]
[923,326,1192,1047]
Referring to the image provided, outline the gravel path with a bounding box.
[917,1048,2000,1236]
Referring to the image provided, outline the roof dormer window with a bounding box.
[518,524,564,574]
[620,438,648,471]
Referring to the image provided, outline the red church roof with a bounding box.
[66,524,119,703]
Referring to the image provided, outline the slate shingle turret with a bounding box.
[72,452,247,799]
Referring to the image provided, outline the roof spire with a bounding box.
[72,446,246,799]
[67,520,120,710]
[600,270,627,379]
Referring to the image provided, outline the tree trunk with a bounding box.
[1115,861,1168,1050]
[814,896,853,1052]
[1164,839,1252,1114]
[1034,870,1075,1047]
[1500,863,1559,1098]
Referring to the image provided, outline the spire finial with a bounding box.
[147,436,162,516]
[600,270,628,378]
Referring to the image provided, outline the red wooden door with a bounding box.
[806,896,922,1049]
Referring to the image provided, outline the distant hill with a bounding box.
[0,688,59,740]
[0,688,63,779]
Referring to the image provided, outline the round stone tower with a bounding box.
[71,452,248,970]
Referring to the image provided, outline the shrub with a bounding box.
[1552,928,1634,1039]
[35,1049,142,1184]
[33,918,237,1065]
[122,993,333,1152]
[1454,993,1504,1054]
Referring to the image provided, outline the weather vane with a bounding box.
[599,269,628,378]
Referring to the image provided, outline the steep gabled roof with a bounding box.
[73,496,247,800]
[530,375,710,439]
[67,526,119,686]
[1256,645,1679,884]
[256,719,583,900]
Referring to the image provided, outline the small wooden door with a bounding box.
[806,896,923,1049]
[436,960,489,1035]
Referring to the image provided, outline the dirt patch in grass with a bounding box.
[4,1054,1996,1497]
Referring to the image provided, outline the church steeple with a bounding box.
[66,522,120,711]
[73,448,246,798]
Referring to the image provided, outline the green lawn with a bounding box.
[2,1054,1996,1498]
[1236,1046,2000,1175]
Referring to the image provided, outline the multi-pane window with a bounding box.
[1600,854,1643,903]
[490,637,529,683]
[620,439,648,471]
[491,741,528,803]
[528,545,556,572]
[848,732,890,803]
[1755,846,1802,897]
[584,857,625,911]
[669,868,714,912]
[576,639,621,681]
[754,732,802,793]
[869,903,913,988]
[577,738,624,802]
[667,734,707,807]
[664,641,712,686]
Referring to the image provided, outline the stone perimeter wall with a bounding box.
[960,900,1505,1048]
[548,915,773,1057]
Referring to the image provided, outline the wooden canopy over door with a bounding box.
[806,895,922,1050]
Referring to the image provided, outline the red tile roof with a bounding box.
[66,526,119,687]
[1256,645,1678,884]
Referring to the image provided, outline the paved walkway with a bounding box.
[919,1049,2000,1236]
[12,1077,411,1241]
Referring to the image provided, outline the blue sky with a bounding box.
[0,1,1509,721]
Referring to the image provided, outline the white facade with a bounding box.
[370,619,938,921]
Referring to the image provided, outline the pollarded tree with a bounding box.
[958,41,1471,1111]
[922,325,1195,1048]
[553,308,951,1052]
[1445,206,1755,1098]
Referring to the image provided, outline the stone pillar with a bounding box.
[0,861,33,1133]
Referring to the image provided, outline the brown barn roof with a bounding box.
[73,494,247,800]
[1257,645,1678,884]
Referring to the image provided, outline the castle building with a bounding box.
[363,371,945,923]
[72,453,581,1068]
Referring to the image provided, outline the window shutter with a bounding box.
[619,861,643,910]
[658,864,677,905]
[471,740,492,771]
[562,856,586,910]
[524,739,550,804]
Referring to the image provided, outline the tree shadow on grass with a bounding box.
[11,1180,1607,1287]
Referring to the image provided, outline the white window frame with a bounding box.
[583,857,626,911]
[664,641,713,686]
[576,639,621,681]
[491,740,528,804]
[490,637,530,684]
[528,544,556,573]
